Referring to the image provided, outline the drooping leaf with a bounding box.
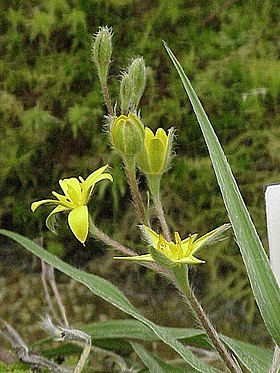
[130,342,166,373]
[164,42,280,347]
[221,335,273,373]
[0,229,221,373]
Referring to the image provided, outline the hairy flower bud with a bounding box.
[120,72,133,114]
[91,26,113,85]
[128,57,146,110]
[137,127,174,175]
[111,113,145,156]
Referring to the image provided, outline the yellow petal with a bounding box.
[68,205,89,244]
[148,138,166,173]
[144,127,155,148]
[114,254,154,262]
[31,199,59,212]
[181,234,197,257]
[85,165,111,186]
[52,192,75,208]
[182,234,198,245]
[86,173,113,189]
[60,178,82,204]
[176,255,205,265]
[155,128,167,145]
[83,169,113,202]
[191,223,231,254]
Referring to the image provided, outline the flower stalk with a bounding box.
[172,265,242,373]
[89,218,168,276]
[101,81,114,116]
[89,218,136,257]
[123,157,147,224]
[147,174,171,241]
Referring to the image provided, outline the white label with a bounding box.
[265,183,280,285]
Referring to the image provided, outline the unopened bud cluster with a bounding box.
[92,26,173,177]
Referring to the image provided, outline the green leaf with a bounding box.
[221,335,273,373]
[130,342,166,373]
[44,317,273,372]
[83,319,273,372]
[82,319,208,345]
[0,229,221,373]
[164,42,280,347]
[131,342,198,372]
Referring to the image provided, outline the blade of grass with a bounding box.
[84,319,273,372]
[0,229,221,373]
[131,342,198,372]
[130,342,166,373]
[42,318,273,373]
[163,42,280,347]
[221,335,273,373]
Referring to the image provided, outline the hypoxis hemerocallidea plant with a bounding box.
[3,26,258,373]
[91,26,241,373]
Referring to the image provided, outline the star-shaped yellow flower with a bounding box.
[31,165,113,244]
[115,224,230,266]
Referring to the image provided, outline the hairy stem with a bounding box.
[173,266,242,373]
[89,219,136,257]
[147,174,171,240]
[123,157,147,224]
[153,196,171,241]
[89,218,168,276]
[101,82,114,116]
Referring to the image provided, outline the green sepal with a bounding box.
[149,245,177,268]
[111,113,145,156]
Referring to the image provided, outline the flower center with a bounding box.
[157,233,185,261]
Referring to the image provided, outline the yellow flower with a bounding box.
[31,165,113,244]
[136,127,174,175]
[115,224,230,266]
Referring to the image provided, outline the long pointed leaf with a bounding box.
[0,229,221,373]
[84,319,273,372]
[43,318,273,373]
[131,342,198,372]
[130,342,166,373]
[221,335,272,373]
[164,42,280,347]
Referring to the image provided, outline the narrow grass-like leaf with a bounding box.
[130,342,166,373]
[42,318,273,372]
[131,342,198,372]
[221,335,273,373]
[83,319,273,372]
[83,319,208,345]
[0,229,221,373]
[164,42,280,347]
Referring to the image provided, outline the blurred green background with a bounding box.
[1,0,280,349]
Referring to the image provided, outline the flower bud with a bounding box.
[120,72,133,114]
[91,26,113,85]
[137,127,174,175]
[128,57,146,110]
[111,113,145,156]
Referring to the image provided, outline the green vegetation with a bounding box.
[1,0,280,356]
